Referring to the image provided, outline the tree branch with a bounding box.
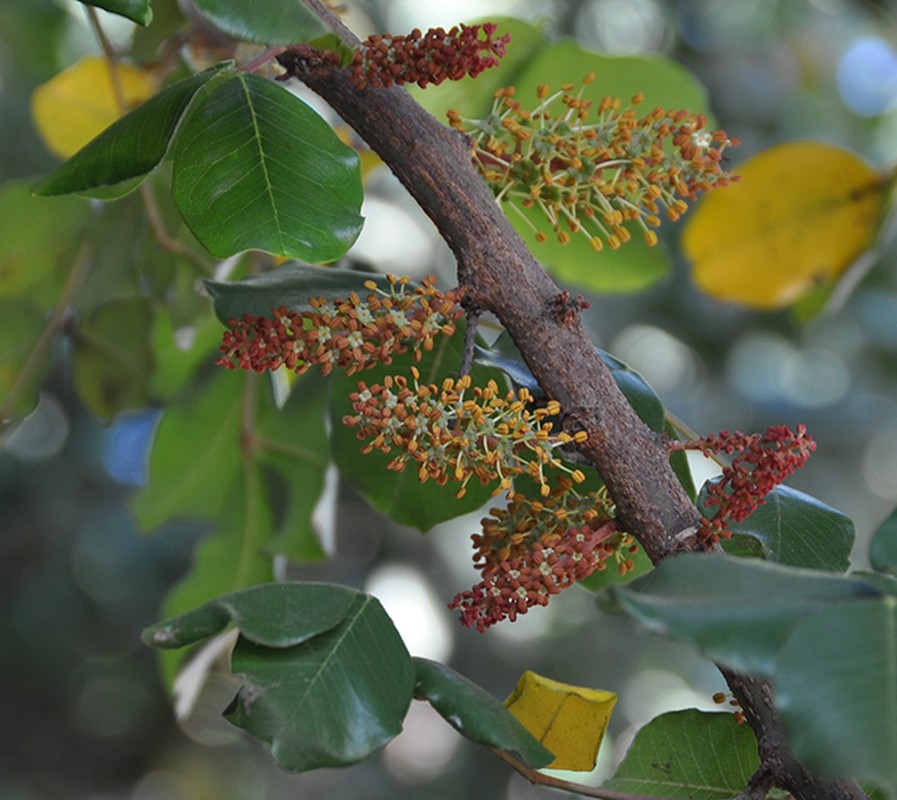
[279,5,865,799]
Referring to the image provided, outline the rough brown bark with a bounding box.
[280,4,865,799]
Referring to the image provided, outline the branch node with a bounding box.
[548,290,590,325]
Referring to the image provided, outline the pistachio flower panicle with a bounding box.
[448,75,738,251]
[343,371,589,498]
[216,274,462,377]
[448,483,634,631]
[670,423,816,543]
[349,23,510,89]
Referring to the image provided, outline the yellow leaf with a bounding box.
[31,56,157,160]
[504,671,616,771]
[683,141,886,309]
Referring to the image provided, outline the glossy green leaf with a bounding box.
[191,0,330,45]
[611,554,881,675]
[227,593,413,771]
[34,65,230,196]
[412,658,554,769]
[870,506,897,577]
[775,597,897,798]
[0,299,49,421]
[144,582,414,770]
[329,327,501,531]
[709,485,855,572]
[77,0,152,26]
[72,298,156,419]
[144,582,356,649]
[603,710,759,799]
[0,181,90,308]
[171,73,362,261]
[205,264,394,324]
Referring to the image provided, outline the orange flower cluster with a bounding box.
[343,371,589,498]
[216,275,462,377]
[349,23,510,89]
[670,424,816,543]
[448,75,738,250]
[448,482,628,631]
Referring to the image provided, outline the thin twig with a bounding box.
[0,242,92,431]
[494,750,684,800]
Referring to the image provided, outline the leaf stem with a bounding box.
[493,749,682,800]
[0,242,92,432]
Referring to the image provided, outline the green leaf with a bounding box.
[412,658,554,769]
[227,593,413,771]
[329,326,501,531]
[775,597,897,798]
[256,373,330,562]
[0,180,90,309]
[132,370,244,531]
[0,299,49,421]
[191,0,331,46]
[709,485,855,572]
[77,0,152,26]
[870,506,897,577]
[205,264,395,324]
[144,581,356,649]
[171,72,362,261]
[603,709,759,800]
[610,554,881,675]
[34,65,230,196]
[72,297,155,419]
[144,582,415,771]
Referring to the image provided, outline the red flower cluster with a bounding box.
[670,424,816,543]
[349,23,510,89]
[216,275,461,377]
[448,481,630,631]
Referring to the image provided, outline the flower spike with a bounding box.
[449,75,738,251]
[216,274,462,377]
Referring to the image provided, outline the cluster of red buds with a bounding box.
[448,480,631,631]
[216,275,462,377]
[448,75,738,251]
[670,424,816,544]
[342,371,589,499]
[349,23,510,89]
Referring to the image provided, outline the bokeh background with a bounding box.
[3,0,897,797]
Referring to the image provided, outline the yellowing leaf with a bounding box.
[504,671,616,771]
[32,56,157,159]
[683,141,886,309]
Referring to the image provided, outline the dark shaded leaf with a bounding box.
[708,484,855,572]
[870,506,897,577]
[205,264,394,323]
[76,0,152,26]
[610,554,881,675]
[412,658,554,769]
[776,598,897,798]
[191,0,331,46]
